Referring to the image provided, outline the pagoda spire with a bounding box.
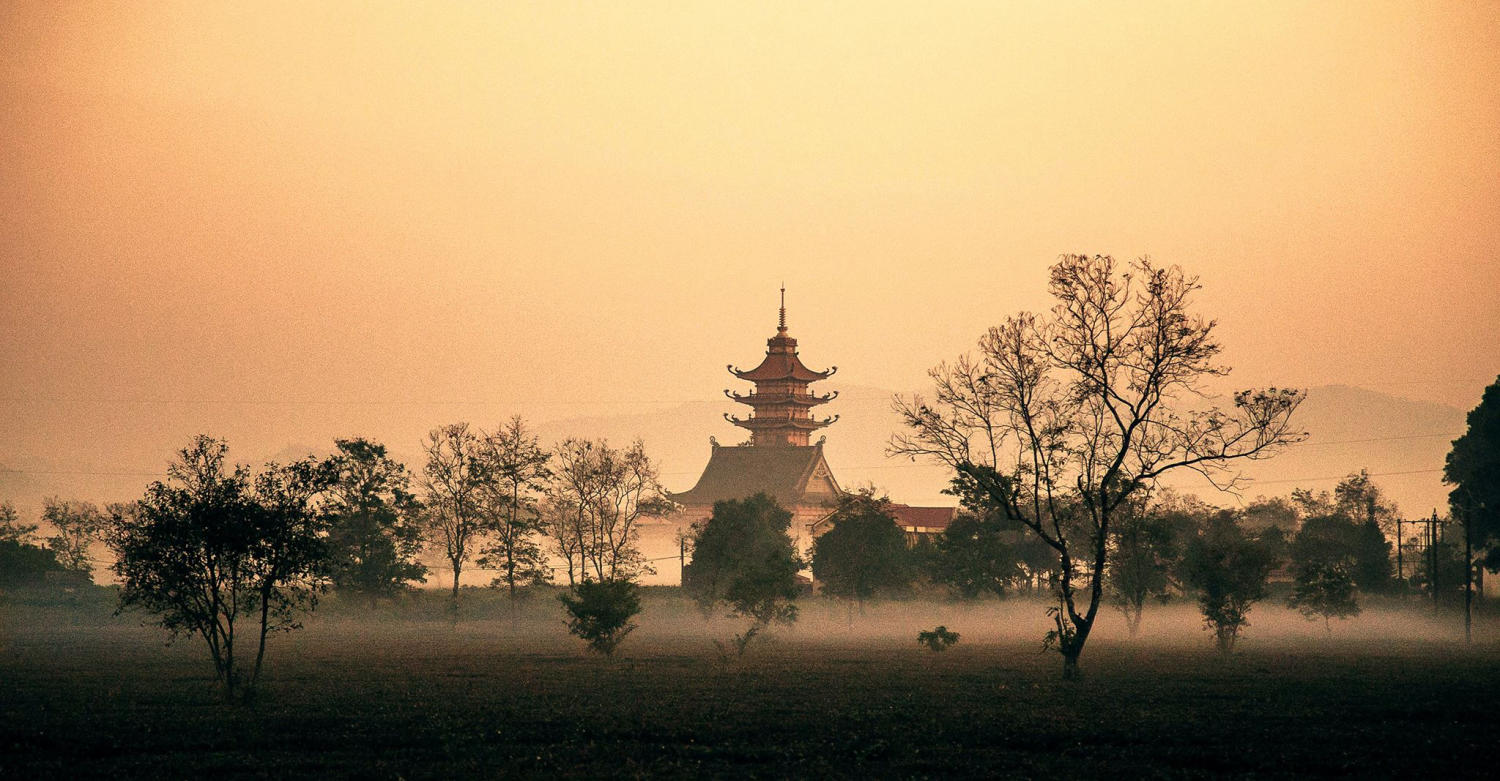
[724,287,838,447]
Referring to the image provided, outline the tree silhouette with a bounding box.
[683,493,802,655]
[323,438,427,605]
[811,490,915,613]
[477,417,552,602]
[893,255,1303,677]
[1445,376,1500,639]
[1181,512,1275,652]
[1288,560,1360,632]
[41,498,105,577]
[108,436,330,700]
[420,423,490,605]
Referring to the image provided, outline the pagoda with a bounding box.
[724,287,839,447]
[639,288,960,585]
[665,288,844,557]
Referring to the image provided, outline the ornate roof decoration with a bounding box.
[724,286,838,447]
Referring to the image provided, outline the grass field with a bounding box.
[3,590,1498,778]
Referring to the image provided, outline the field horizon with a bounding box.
[4,588,1496,778]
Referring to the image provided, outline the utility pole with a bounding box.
[1395,513,1404,584]
[1428,509,1439,614]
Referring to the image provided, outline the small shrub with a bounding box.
[559,579,641,656]
[917,625,960,652]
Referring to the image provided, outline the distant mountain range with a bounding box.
[534,382,1464,518]
[0,384,1466,522]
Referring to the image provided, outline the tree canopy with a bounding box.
[1446,376,1500,568]
[1181,512,1275,652]
[892,254,1303,676]
[323,437,428,603]
[683,493,802,652]
[108,436,331,700]
[811,491,914,609]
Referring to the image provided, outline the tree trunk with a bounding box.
[249,585,272,699]
[1465,512,1473,644]
[1061,650,1080,680]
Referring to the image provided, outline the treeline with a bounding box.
[684,469,1466,655]
[0,419,674,700]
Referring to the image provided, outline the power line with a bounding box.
[1234,468,1443,487]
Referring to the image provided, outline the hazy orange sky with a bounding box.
[2,2,1498,507]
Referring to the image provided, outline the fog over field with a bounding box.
[4,2,1499,777]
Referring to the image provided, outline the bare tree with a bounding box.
[892,254,1303,678]
[541,495,585,587]
[477,416,552,601]
[419,423,490,603]
[547,438,672,583]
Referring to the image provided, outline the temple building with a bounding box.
[668,289,844,555]
[661,289,957,569]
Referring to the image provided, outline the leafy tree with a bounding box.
[1287,560,1360,631]
[1241,495,1299,535]
[1,503,67,590]
[108,437,331,700]
[1,502,38,544]
[683,493,802,654]
[559,578,641,656]
[811,491,915,612]
[42,498,105,577]
[1287,513,1387,615]
[1181,512,1275,653]
[1108,505,1180,637]
[1333,470,1398,593]
[477,417,552,601]
[420,423,490,603]
[1289,473,1395,594]
[323,438,427,604]
[893,255,1303,677]
[926,511,1024,600]
[1445,376,1500,636]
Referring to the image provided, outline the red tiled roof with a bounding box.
[889,504,958,531]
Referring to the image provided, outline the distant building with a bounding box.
[668,288,844,556]
[644,290,956,580]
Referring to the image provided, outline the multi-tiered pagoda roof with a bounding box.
[723,289,838,447]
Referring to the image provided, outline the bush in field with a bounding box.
[683,493,802,655]
[1181,512,1274,653]
[917,626,960,652]
[559,578,641,656]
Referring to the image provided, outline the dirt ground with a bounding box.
[2,590,1497,778]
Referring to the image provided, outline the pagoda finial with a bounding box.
[778,283,786,333]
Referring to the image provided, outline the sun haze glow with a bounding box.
[2,2,1497,508]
